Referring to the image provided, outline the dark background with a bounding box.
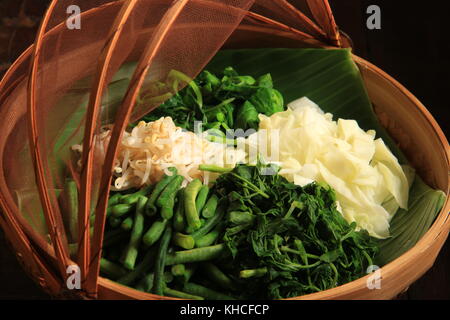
[0,0,448,299]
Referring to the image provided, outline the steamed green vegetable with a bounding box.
[143,219,169,247]
[152,225,173,295]
[145,167,178,216]
[173,189,186,232]
[139,67,285,132]
[184,179,203,232]
[195,185,210,216]
[122,196,147,270]
[209,164,378,299]
[100,258,128,279]
[201,194,219,219]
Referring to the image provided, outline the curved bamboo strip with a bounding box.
[26,0,71,279]
[82,0,140,297]
[306,0,340,46]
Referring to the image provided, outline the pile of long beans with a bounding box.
[91,167,236,300]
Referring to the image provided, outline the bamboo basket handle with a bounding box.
[305,0,341,46]
[81,0,140,296]
[251,0,327,40]
[27,0,71,280]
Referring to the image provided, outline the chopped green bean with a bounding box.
[160,189,177,220]
[120,185,153,205]
[103,228,129,247]
[203,262,236,291]
[152,225,172,295]
[165,244,226,266]
[109,216,122,228]
[198,164,234,173]
[116,248,157,286]
[195,224,222,248]
[164,287,204,300]
[239,267,268,278]
[172,264,196,285]
[143,219,169,247]
[111,203,134,217]
[171,264,186,277]
[191,205,225,240]
[172,232,195,250]
[123,196,147,270]
[201,194,218,219]
[108,193,122,207]
[100,258,128,279]
[63,179,79,242]
[135,273,154,293]
[145,167,178,216]
[184,179,203,231]
[183,282,236,300]
[156,175,183,208]
[195,185,209,215]
[173,189,186,232]
[121,217,134,231]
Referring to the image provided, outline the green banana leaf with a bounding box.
[22,48,445,266]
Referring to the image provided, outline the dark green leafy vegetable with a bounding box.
[139,67,285,133]
[248,87,284,117]
[210,164,378,299]
[235,101,259,131]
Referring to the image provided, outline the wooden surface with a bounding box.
[0,0,448,300]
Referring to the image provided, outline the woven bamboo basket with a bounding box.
[0,0,448,300]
